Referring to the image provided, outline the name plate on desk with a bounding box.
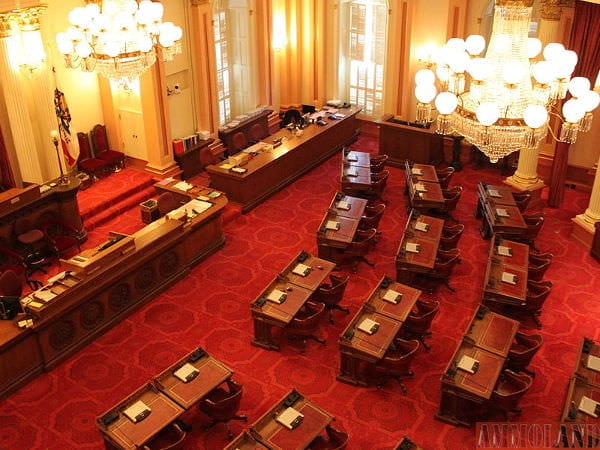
[336,201,350,211]
[267,289,287,304]
[405,242,420,253]
[578,396,600,418]
[173,363,200,383]
[501,272,517,285]
[293,263,311,277]
[415,221,429,232]
[497,245,512,257]
[496,208,509,218]
[276,407,304,429]
[325,220,340,231]
[411,168,423,175]
[587,354,600,372]
[457,355,479,374]
[358,318,380,334]
[123,400,152,423]
[383,289,402,304]
[488,188,501,198]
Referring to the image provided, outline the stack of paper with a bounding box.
[496,208,509,217]
[358,318,380,334]
[497,246,512,257]
[34,289,57,302]
[174,363,200,383]
[325,220,340,231]
[415,222,429,232]
[383,289,402,304]
[220,163,234,170]
[488,188,501,197]
[411,168,423,175]
[578,396,599,418]
[501,272,517,285]
[174,181,194,192]
[457,355,479,374]
[123,401,151,423]
[336,200,351,210]
[276,407,304,429]
[414,183,427,192]
[405,242,420,253]
[293,264,311,277]
[587,354,600,372]
[267,289,287,304]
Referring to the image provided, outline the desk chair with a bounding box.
[507,331,543,376]
[373,338,420,394]
[0,245,40,290]
[401,299,440,351]
[311,273,350,324]
[358,203,386,236]
[199,379,247,439]
[439,223,465,251]
[249,122,268,143]
[286,301,326,353]
[344,228,377,273]
[90,124,125,171]
[230,131,249,155]
[157,192,180,216]
[512,191,532,213]
[503,213,544,252]
[436,167,455,189]
[42,219,81,258]
[432,186,463,222]
[0,269,22,297]
[523,280,552,328]
[309,425,349,450]
[77,132,109,180]
[13,218,53,278]
[528,252,553,281]
[491,369,533,418]
[370,154,388,174]
[414,248,461,293]
[280,109,302,128]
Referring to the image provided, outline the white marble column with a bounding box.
[504,145,546,208]
[0,31,44,184]
[571,153,600,248]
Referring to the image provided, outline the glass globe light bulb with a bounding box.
[502,61,525,85]
[415,83,437,104]
[543,42,565,62]
[532,61,554,85]
[465,35,485,56]
[467,57,491,81]
[415,69,435,86]
[527,38,542,59]
[581,90,600,113]
[523,105,548,129]
[562,98,585,123]
[568,77,591,98]
[476,102,499,127]
[435,92,458,115]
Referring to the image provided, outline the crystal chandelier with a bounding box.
[414,0,599,162]
[56,0,182,88]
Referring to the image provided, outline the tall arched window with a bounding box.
[338,0,388,118]
[213,0,258,126]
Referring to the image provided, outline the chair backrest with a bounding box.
[249,122,268,142]
[202,380,244,421]
[436,167,455,189]
[290,301,325,332]
[405,299,440,334]
[231,131,249,153]
[326,426,349,450]
[523,213,545,239]
[440,223,464,250]
[492,369,533,411]
[360,204,385,229]
[281,109,302,127]
[512,190,531,212]
[314,273,349,306]
[90,124,110,155]
[0,270,22,297]
[528,258,551,282]
[348,228,377,256]
[383,338,420,370]
[434,249,460,276]
[13,217,35,236]
[77,132,93,160]
[157,192,179,215]
[369,170,389,195]
[508,331,543,370]
[525,281,552,311]
[442,186,463,212]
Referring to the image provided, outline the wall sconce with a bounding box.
[1,6,47,74]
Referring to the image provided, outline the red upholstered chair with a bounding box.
[370,154,388,174]
[512,190,532,213]
[249,122,268,142]
[504,213,545,251]
[439,222,465,251]
[230,131,249,155]
[436,166,455,189]
[0,269,22,297]
[90,124,125,171]
[528,252,553,281]
[286,301,326,353]
[491,369,533,417]
[344,228,377,272]
[309,425,349,450]
[157,192,180,216]
[414,248,461,293]
[42,219,81,258]
[435,186,463,221]
[77,132,108,180]
[198,379,247,439]
[522,280,552,328]
[311,273,350,324]
[358,203,386,234]
[401,299,440,351]
[373,338,420,393]
[508,331,543,376]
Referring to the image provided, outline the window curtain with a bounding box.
[0,127,15,189]
[570,1,600,80]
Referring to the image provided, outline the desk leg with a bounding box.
[474,198,483,219]
[337,354,368,386]
[251,319,280,351]
[480,219,492,240]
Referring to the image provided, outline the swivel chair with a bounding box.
[199,379,247,439]
[373,338,420,394]
[311,273,350,324]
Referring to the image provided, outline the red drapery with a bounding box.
[0,126,15,189]
[548,0,600,207]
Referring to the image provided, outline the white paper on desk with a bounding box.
[414,183,427,192]
[411,168,423,175]
[293,263,311,277]
[346,154,358,162]
[267,289,287,304]
[501,272,517,285]
[173,181,193,192]
[497,245,512,257]
[458,355,479,374]
[578,396,599,418]
[488,189,501,197]
[325,220,340,231]
[276,407,304,430]
[231,167,247,174]
[123,400,151,423]
[587,354,600,372]
[336,200,351,210]
[34,289,57,302]
[345,169,358,177]
[405,242,420,253]
[174,363,199,383]
[47,271,68,285]
[220,163,234,170]
[357,318,379,334]
[496,208,509,217]
[383,289,402,304]
[183,199,212,216]
[415,221,429,232]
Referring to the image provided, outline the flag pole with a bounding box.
[50,129,68,185]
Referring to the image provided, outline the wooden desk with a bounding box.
[364,276,421,323]
[463,306,519,358]
[437,342,505,427]
[343,150,370,168]
[174,138,214,179]
[482,238,529,307]
[477,182,527,240]
[218,109,272,156]
[207,107,360,212]
[154,349,233,409]
[574,338,600,388]
[341,164,372,191]
[489,237,529,269]
[225,430,270,450]
[396,212,444,284]
[317,212,359,247]
[250,390,334,450]
[154,179,226,204]
[97,383,184,450]
[406,178,445,212]
[338,305,402,386]
[251,252,334,350]
[561,376,600,423]
[326,192,367,220]
[410,164,439,183]
[475,184,517,220]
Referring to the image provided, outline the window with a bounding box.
[339,0,388,118]
[213,0,257,126]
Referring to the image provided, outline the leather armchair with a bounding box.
[309,425,349,450]
[436,167,455,189]
[523,280,552,327]
[286,301,326,353]
[508,331,543,375]
[373,338,420,393]
[370,154,388,174]
[528,252,553,281]
[358,203,386,234]
[90,124,125,171]
[401,299,440,351]
[157,192,180,216]
[311,273,350,324]
[439,223,465,251]
[344,228,377,272]
[491,369,533,417]
[512,190,532,213]
[77,132,108,180]
[414,248,461,293]
[199,379,247,439]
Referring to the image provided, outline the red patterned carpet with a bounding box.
[1,134,599,450]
